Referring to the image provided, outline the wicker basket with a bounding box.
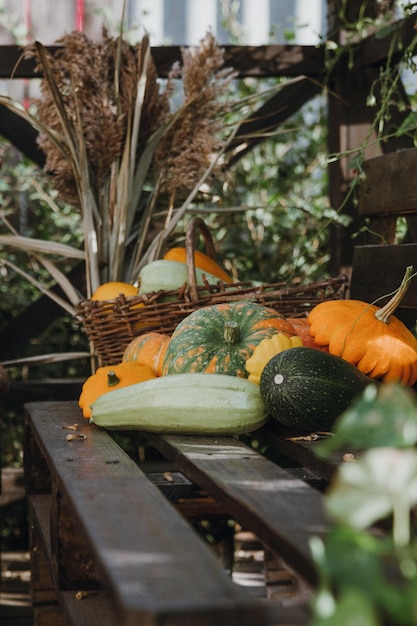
[75,218,348,365]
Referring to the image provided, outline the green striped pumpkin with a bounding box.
[162,301,297,378]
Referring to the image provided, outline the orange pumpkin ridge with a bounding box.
[123,332,170,376]
[163,247,233,283]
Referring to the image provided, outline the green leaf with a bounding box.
[315,384,417,458]
[325,447,417,546]
[396,111,417,136]
[311,527,417,625]
[312,587,378,626]
[0,235,85,259]
[374,23,399,39]
[311,525,390,598]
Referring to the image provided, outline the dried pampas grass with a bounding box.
[0,27,235,308]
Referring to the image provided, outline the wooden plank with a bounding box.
[358,148,417,217]
[226,76,323,167]
[28,495,116,626]
[25,401,269,626]
[0,104,46,165]
[351,244,417,308]
[0,44,325,80]
[28,497,65,624]
[151,433,328,587]
[354,11,417,70]
[249,423,338,483]
[0,468,25,507]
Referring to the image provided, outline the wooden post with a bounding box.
[326,0,415,274]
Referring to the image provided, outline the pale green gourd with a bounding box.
[90,373,267,435]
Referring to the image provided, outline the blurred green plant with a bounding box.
[311,383,417,625]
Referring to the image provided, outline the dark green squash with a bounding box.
[259,347,373,432]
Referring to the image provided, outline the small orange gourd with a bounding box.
[163,247,233,283]
[122,332,170,376]
[91,282,138,300]
[308,266,417,385]
[79,361,156,418]
[90,281,144,320]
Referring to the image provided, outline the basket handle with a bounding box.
[185,217,218,301]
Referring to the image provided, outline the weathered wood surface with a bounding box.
[28,494,114,626]
[0,468,25,507]
[0,44,325,80]
[358,148,417,217]
[24,402,272,626]
[24,400,327,625]
[150,434,327,586]
[350,244,417,309]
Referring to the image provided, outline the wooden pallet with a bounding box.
[24,401,329,626]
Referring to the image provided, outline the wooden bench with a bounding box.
[24,401,330,626]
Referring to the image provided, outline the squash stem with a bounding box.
[107,370,121,387]
[375,266,413,324]
[224,321,240,344]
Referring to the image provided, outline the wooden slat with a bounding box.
[250,423,339,483]
[0,44,325,80]
[25,401,268,626]
[226,76,323,167]
[354,11,417,70]
[150,433,328,587]
[358,148,417,217]
[28,494,115,626]
[351,244,417,308]
[28,496,66,625]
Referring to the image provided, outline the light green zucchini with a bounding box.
[90,373,267,435]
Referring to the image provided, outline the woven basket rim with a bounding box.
[75,218,349,365]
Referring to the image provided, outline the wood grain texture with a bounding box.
[351,244,417,309]
[358,149,417,217]
[151,433,328,587]
[0,44,324,79]
[25,401,267,626]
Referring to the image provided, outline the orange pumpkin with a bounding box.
[91,282,138,300]
[163,247,233,283]
[122,332,170,376]
[90,281,144,320]
[79,361,156,418]
[308,267,417,384]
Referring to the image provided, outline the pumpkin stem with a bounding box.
[223,321,240,344]
[107,370,121,387]
[374,266,413,324]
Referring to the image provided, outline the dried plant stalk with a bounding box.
[1,28,236,306]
